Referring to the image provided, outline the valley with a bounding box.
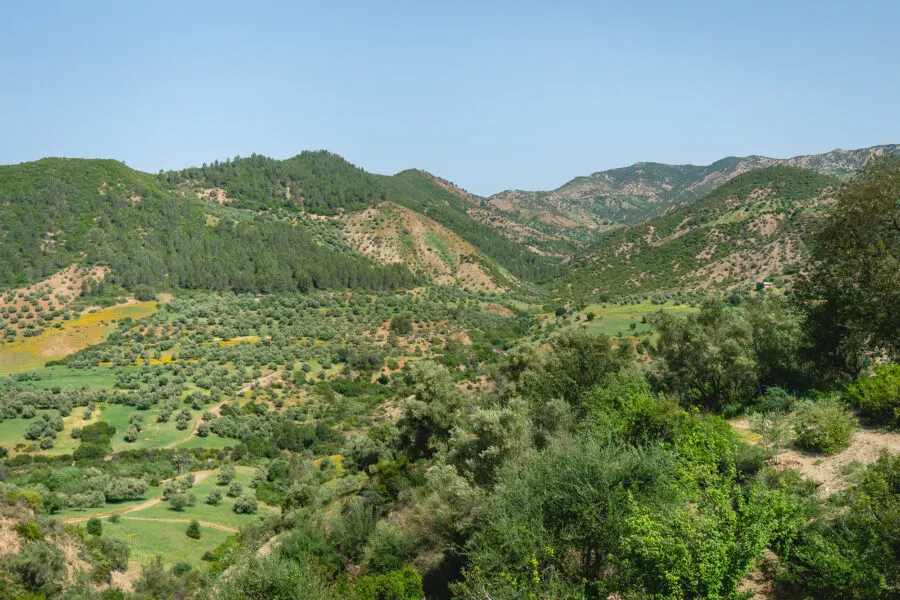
[0,147,898,600]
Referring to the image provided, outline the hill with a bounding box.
[486,145,899,244]
[0,158,417,293]
[164,153,558,282]
[554,166,842,298]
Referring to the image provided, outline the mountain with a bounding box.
[486,145,900,245]
[164,153,557,282]
[553,166,843,299]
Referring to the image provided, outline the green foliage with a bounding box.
[651,298,757,410]
[13,540,67,594]
[846,364,900,429]
[797,157,900,378]
[363,522,417,575]
[233,493,258,514]
[388,313,413,335]
[216,554,328,600]
[784,452,900,599]
[0,158,416,292]
[86,516,102,536]
[16,521,43,541]
[186,520,200,540]
[349,567,423,600]
[793,397,858,455]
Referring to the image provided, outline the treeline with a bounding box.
[0,158,416,292]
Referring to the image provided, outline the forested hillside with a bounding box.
[556,166,842,298]
[164,154,558,282]
[0,158,416,292]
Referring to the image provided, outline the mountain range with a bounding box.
[0,144,896,300]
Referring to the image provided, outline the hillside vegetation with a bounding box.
[0,158,416,293]
[556,166,842,298]
[487,144,899,245]
[164,154,557,282]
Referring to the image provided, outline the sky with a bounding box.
[1,1,898,196]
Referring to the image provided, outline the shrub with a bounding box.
[16,521,42,541]
[233,493,258,514]
[108,514,121,524]
[217,464,236,485]
[171,562,192,577]
[87,517,103,536]
[206,488,223,506]
[793,397,858,455]
[186,520,201,540]
[227,481,243,498]
[14,540,66,593]
[169,494,189,512]
[846,364,900,429]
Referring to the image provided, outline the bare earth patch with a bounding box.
[731,419,900,493]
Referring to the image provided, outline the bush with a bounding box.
[87,517,103,536]
[363,522,417,575]
[171,561,192,577]
[16,521,42,541]
[169,494,189,512]
[846,364,900,429]
[793,397,858,455]
[206,488,223,506]
[227,481,243,498]
[14,540,67,593]
[186,520,201,540]
[217,464,236,485]
[233,493,258,514]
[108,514,121,524]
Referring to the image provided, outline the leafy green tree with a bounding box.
[797,157,900,379]
[186,520,200,540]
[651,298,757,411]
[396,360,466,458]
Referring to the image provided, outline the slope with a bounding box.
[0,158,417,293]
[488,145,899,242]
[554,166,842,298]
[164,153,559,281]
[339,202,512,292]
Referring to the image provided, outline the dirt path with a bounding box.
[61,470,213,523]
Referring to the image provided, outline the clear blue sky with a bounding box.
[1,1,898,195]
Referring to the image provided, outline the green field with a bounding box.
[134,467,273,529]
[14,365,125,390]
[578,301,698,339]
[95,517,233,568]
[101,404,199,452]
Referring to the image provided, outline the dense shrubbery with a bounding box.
[846,364,900,429]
